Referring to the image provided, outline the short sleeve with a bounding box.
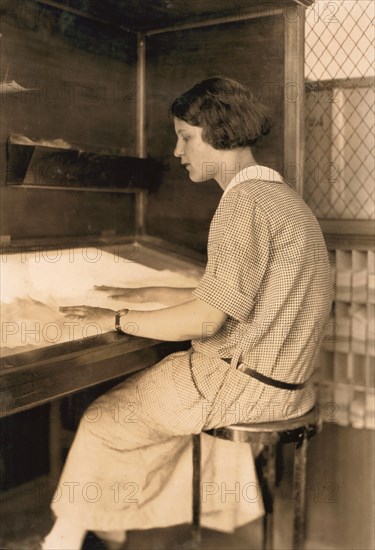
[193,192,270,322]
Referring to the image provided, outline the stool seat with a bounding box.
[204,407,322,445]
[192,405,322,550]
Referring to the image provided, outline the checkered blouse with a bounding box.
[192,165,333,385]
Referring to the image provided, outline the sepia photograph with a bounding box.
[0,1,374,549]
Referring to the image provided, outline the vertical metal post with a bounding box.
[135,191,147,236]
[292,436,308,550]
[136,33,147,236]
[263,444,277,550]
[284,4,306,195]
[136,33,146,159]
[49,400,62,483]
[192,434,202,548]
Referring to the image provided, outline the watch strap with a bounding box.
[115,309,130,334]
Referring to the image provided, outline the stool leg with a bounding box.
[192,433,201,548]
[49,400,62,483]
[261,444,276,550]
[292,437,308,550]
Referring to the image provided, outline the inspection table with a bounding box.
[0,236,204,418]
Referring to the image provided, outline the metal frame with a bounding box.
[32,0,135,34]
[284,4,306,195]
[32,1,313,36]
[145,9,283,36]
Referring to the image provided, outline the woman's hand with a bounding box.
[59,305,116,332]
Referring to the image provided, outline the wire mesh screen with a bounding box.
[304,0,375,220]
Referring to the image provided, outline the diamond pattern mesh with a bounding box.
[304,1,375,220]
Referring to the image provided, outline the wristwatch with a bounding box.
[115,308,130,334]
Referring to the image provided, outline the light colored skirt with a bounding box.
[51,349,315,533]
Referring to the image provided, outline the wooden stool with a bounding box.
[192,405,322,550]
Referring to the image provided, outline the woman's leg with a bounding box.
[41,518,86,550]
[43,351,265,548]
[94,529,127,545]
[42,525,127,550]
[43,352,200,547]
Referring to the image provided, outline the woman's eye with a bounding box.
[182,136,190,143]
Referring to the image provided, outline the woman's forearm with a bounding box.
[143,286,196,306]
[95,285,196,306]
[118,298,227,341]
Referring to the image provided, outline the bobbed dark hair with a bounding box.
[170,77,272,150]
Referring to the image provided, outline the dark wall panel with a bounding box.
[1,17,137,239]
[0,187,135,240]
[146,16,285,253]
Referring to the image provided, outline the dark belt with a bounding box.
[221,358,307,391]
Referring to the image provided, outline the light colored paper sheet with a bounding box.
[1,248,202,355]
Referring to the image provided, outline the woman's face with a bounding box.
[174,118,220,182]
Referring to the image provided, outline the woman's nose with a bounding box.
[174,140,184,157]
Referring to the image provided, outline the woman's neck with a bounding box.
[214,148,257,191]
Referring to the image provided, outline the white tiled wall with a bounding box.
[317,247,375,429]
